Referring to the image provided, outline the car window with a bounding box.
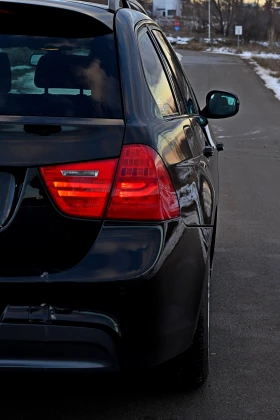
[0,5,122,119]
[138,32,178,117]
[152,30,199,116]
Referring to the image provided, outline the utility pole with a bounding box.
[208,0,211,43]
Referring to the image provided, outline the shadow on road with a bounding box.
[0,372,207,419]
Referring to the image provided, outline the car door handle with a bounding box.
[203,146,215,157]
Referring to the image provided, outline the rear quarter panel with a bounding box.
[113,10,217,364]
[115,10,218,227]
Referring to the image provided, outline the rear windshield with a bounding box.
[0,3,122,119]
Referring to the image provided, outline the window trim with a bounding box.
[147,27,186,117]
[137,26,180,118]
[158,30,201,114]
[149,26,201,117]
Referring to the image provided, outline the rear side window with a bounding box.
[0,4,122,118]
[152,30,199,116]
[138,32,178,117]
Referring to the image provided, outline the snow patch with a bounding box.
[205,47,280,102]
[206,47,235,55]
[167,36,192,45]
[250,60,280,101]
[167,37,224,46]
[241,51,280,59]
[207,47,280,59]
[176,37,192,45]
[11,65,31,71]
[166,36,178,44]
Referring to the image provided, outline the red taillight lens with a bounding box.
[106,145,179,221]
[40,160,118,218]
[40,146,179,221]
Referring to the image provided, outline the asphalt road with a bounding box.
[3,51,280,419]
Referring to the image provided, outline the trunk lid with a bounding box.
[0,121,124,277]
[0,2,125,277]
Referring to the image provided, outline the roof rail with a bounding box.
[108,0,148,15]
[71,0,148,15]
[125,0,148,15]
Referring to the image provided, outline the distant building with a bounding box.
[153,0,182,17]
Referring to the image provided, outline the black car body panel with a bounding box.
[0,0,236,372]
[0,221,211,369]
[0,119,124,166]
[116,9,218,227]
[1,0,115,30]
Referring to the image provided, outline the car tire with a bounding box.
[163,259,211,390]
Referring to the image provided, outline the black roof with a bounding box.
[1,0,148,14]
[1,0,116,29]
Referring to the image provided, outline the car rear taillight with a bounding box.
[40,145,179,221]
[40,160,118,218]
[106,145,179,221]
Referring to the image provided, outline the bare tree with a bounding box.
[193,0,272,42]
[264,0,278,45]
[235,1,267,43]
[194,0,240,36]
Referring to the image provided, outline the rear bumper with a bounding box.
[0,220,213,371]
[0,326,119,372]
[0,306,120,371]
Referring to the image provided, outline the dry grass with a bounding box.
[177,40,206,51]
[244,43,280,54]
[253,57,280,78]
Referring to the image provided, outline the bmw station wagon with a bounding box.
[0,0,239,389]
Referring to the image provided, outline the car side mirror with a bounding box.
[202,90,240,119]
[29,53,44,66]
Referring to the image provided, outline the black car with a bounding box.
[0,0,239,388]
